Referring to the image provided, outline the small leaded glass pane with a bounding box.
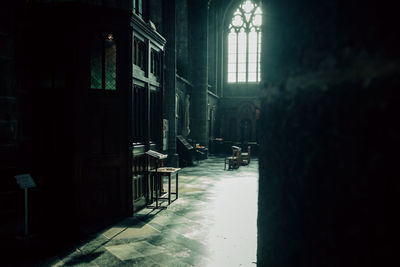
[248,63,257,73]
[253,14,262,26]
[90,33,117,90]
[249,32,257,53]
[105,37,117,90]
[228,33,237,54]
[238,53,246,63]
[238,31,247,52]
[232,15,244,27]
[248,72,257,82]
[228,73,236,83]
[228,63,236,73]
[248,53,257,63]
[91,34,102,89]
[242,0,255,13]
[228,54,237,63]
[238,72,246,82]
[238,63,246,73]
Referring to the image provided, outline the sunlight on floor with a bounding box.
[206,176,258,266]
[46,156,258,267]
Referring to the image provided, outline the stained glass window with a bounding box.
[90,33,117,90]
[228,0,262,83]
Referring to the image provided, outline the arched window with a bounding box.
[227,0,262,83]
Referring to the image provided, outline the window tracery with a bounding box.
[228,0,262,83]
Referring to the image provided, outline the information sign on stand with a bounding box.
[145,150,168,159]
[15,174,36,189]
[14,174,36,236]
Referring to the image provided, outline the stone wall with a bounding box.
[176,0,190,80]
[149,0,163,33]
[33,0,131,10]
[0,0,20,183]
[219,98,260,142]
[176,78,190,136]
[189,0,209,146]
[207,93,218,139]
[258,0,400,266]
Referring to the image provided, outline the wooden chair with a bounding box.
[224,146,241,170]
[241,146,251,165]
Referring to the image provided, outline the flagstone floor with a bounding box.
[45,156,258,267]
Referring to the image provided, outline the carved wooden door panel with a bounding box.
[80,98,128,223]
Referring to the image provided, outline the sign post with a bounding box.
[14,174,36,236]
[24,188,28,235]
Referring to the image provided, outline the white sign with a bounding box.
[15,174,36,189]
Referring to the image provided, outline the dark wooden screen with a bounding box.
[132,85,147,210]
[132,144,146,210]
[150,89,162,146]
[79,32,129,224]
[133,86,147,142]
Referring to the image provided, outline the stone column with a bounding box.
[190,0,209,146]
[162,0,178,166]
[0,0,18,171]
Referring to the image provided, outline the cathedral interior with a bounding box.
[0,0,399,266]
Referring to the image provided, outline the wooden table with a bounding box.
[150,167,180,208]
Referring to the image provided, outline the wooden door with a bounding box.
[78,32,130,225]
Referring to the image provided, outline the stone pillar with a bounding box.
[163,0,178,166]
[189,0,208,146]
[0,0,18,171]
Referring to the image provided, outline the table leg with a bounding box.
[176,173,178,199]
[155,173,159,208]
[168,174,171,205]
[155,161,159,208]
[150,173,153,203]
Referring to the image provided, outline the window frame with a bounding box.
[227,0,262,84]
[90,32,117,91]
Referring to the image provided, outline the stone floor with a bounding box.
[43,156,258,266]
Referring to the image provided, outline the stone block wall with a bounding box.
[258,77,400,266]
[176,0,190,80]
[33,0,131,10]
[257,0,400,266]
[0,0,19,179]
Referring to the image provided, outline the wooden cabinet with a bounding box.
[17,3,166,229]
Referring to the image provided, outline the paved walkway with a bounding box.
[45,156,258,266]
